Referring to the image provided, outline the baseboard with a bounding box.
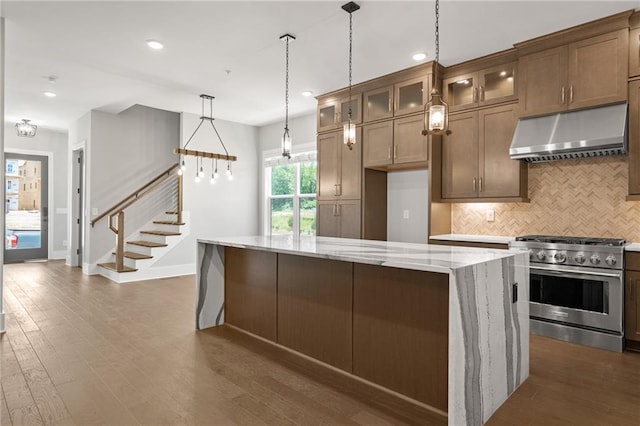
[97,263,196,284]
[51,250,67,260]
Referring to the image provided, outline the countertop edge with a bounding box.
[429,234,516,245]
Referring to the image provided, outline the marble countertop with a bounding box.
[429,234,516,245]
[198,235,523,274]
[625,243,640,252]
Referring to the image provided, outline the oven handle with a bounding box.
[530,266,622,279]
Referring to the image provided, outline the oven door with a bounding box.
[529,264,623,333]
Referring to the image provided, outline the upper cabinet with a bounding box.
[443,62,517,112]
[394,76,429,116]
[317,95,362,133]
[362,114,428,168]
[518,29,628,117]
[317,129,362,201]
[363,86,393,122]
[630,27,640,78]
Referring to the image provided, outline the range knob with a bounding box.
[574,253,586,264]
[536,251,546,261]
[590,254,601,265]
[605,255,617,266]
[554,252,567,263]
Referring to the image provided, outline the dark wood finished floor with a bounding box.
[0,260,639,425]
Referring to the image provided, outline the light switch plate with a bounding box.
[403,210,410,219]
[486,209,495,222]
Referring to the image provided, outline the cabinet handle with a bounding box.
[337,183,342,196]
[480,86,485,102]
[388,98,392,113]
[336,204,341,216]
[472,178,477,192]
[393,145,397,159]
[473,87,478,103]
[479,177,483,193]
[388,146,391,159]
[561,86,565,104]
[569,85,574,104]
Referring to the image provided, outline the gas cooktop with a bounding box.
[515,235,626,247]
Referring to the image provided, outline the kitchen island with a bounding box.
[196,236,529,425]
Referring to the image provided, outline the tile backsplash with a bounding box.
[451,156,640,242]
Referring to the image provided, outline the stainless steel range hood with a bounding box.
[509,103,627,163]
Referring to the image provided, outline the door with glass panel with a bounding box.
[5,153,48,261]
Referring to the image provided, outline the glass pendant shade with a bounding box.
[343,121,356,148]
[282,128,292,159]
[15,119,37,137]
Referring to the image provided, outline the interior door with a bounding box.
[5,153,49,262]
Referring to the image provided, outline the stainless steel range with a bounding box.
[509,235,625,352]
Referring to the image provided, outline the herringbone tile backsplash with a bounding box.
[451,156,640,242]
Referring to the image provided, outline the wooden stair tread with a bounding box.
[140,230,181,236]
[112,251,153,260]
[127,240,168,248]
[98,263,137,273]
[153,220,185,225]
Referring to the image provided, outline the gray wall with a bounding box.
[86,105,180,267]
[154,112,260,268]
[387,169,429,243]
[5,124,69,258]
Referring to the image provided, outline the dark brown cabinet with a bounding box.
[443,62,517,112]
[317,200,361,239]
[630,27,640,78]
[629,81,640,196]
[519,29,628,117]
[441,103,526,201]
[625,253,640,346]
[363,115,428,168]
[317,129,361,200]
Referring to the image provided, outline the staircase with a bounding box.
[91,164,188,283]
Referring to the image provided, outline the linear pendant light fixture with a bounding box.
[342,1,360,150]
[280,33,295,159]
[15,119,37,137]
[422,0,450,136]
[175,94,238,183]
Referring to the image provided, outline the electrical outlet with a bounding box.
[486,209,495,222]
[403,209,410,219]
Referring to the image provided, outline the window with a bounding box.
[265,152,317,236]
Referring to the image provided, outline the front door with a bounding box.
[5,153,49,262]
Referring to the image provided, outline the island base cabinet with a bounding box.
[277,255,353,371]
[225,247,277,341]
[353,264,449,412]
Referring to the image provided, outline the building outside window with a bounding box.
[264,151,317,236]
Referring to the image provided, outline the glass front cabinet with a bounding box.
[443,62,517,112]
[317,95,362,132]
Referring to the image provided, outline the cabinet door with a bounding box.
[479,104,522,198]
[340,128,362,199]
[394,76,428,116]
[479,62,517,107]
[629,81,640,195]
[443,72,478,112]
[318,101,339,132]
[364,86,393,122]
[568,29,628,110]
[625,270,640,342]
[340,95,362,125]
[363,121,393,167]
[519,45,568,117]
[317,202,340,237]
[630,28,640,78]
[317,131,340,200]
[442,112,479,199]
[393,114,429,164]
[338,201,361,239]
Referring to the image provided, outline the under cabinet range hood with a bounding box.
[509,103,628,163]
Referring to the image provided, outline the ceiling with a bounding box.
[3,1,639,131]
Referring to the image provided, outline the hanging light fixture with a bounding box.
[280,33,295,159]
[174,94,238,181]
[342,1,360,150]
[422,0,450,136]
[15,119,37,138]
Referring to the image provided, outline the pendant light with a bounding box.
[422,0,450,136]
[15,119,37,138]
[342,2,360,150]
[280,34,295,159]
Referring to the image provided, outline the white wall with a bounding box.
[85,105,179,270]
[257,113,316,235]
[387,169,429,243]
[153,112,259,268]
[1,15,5,333]
[5,124,69,258]
[67,111,90,267]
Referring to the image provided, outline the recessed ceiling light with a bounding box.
[301,91,314,97]
[43,91,57,98]
[412,53,427,61]
[146,39,164,50]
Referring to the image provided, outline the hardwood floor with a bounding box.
[1,260,639,425]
